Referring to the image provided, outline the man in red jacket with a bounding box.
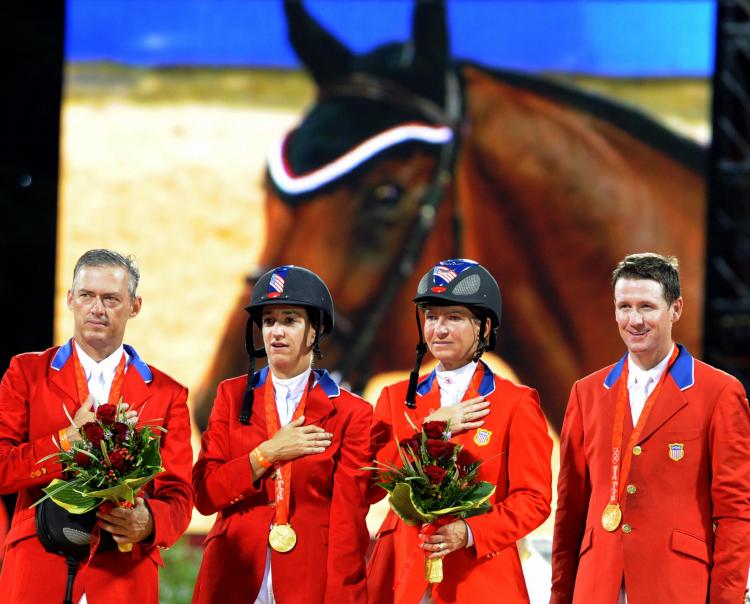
[0,249,193,603]
[551,253,750,604]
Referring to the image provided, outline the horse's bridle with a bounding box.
[321,67,465,391]
[251,66,465,392]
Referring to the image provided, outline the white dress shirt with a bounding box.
[254,366,312,604]
[626,345,673,425]
[73,342,128,408]
[435,361,477,408]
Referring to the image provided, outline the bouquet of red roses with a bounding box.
[369,418,496,583]
[34,401,164,553]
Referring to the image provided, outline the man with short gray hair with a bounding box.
[551,252,750,604]
[0,248,193,603]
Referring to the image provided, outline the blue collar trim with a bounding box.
[416,360,496,397]
[255,367,341,398]
[315,369,341,398]
[254,366,270,388]
[51,340,73,371]
[603,344,694,391]
[123,344,153,383]
[603,353,628,389]
[669,344,694,391]
[477,361,496,396]
[416,371,437,397]
[51,340,152,384]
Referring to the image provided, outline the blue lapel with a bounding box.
[603,344,694,391]
[416,361,496,397]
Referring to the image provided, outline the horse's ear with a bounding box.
[284,0,353,84]
[412,0,449,70]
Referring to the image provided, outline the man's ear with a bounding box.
[671,297,683,322]
[129,296,142,319]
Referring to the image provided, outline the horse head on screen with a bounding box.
[193,0,706,432]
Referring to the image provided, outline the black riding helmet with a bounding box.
[405,259,502,408]
[239,265,334,424]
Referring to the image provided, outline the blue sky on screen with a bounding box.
[65,0,715,77]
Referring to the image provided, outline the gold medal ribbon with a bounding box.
[603,346,679,531]
[264,372,312,551]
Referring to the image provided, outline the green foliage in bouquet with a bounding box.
[368,418,496,525]
[33,401,165,514]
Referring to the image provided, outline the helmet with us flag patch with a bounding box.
[239,265,334,424]
[413,258,501,328]
[405,259,502,409]
[246,265,334,337]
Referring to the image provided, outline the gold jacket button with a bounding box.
[632,446,642,456]
[622,524,632,534]
[626,484,637,495]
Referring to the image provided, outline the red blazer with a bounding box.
[0,340,194,604]
[191,367,373,604]
[367,361,552,604]
[551,344,750,604]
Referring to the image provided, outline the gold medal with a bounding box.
[269,524,297,552]
[601,503,622,532]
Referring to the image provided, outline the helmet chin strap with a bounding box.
[406,307,428,409]
[240,318,267,425]
[472,317,488,362]
[312,308,324,360]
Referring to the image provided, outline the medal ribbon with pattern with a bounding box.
[602,346,679,531]
[71,343,127,406]
[264,372,313,552]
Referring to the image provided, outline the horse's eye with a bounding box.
[368,182,404,207]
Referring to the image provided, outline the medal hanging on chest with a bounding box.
[264,374,312,552]
[602,348,678,531]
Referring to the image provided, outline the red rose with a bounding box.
[422,421,447,440]
[423,464,447,485]
[73,451,91,468]
[399,436,421,453]
[82,422,104,446]
[96,403,118,425]
[456,449,476,476]
[108,449,127,471]
[425,439,455,460]
[112,422,129,443]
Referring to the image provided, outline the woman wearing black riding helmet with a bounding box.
[368,259,553,604]
[192,265,372,604]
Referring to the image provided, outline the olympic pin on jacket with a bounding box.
[550,344,750,604]
[0,340,193,604]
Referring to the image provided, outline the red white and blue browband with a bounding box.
[267,122,453,195]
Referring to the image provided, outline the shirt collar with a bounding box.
[627,344,674,389]
[74,341,126,380]
[435,361,477,394]
[271,366,312,403]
